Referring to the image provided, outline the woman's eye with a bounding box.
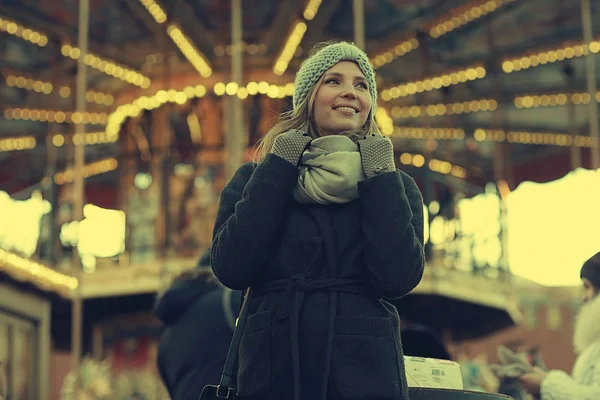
[356,82,368,89]
[325,78,339,84]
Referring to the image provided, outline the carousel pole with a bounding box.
[43,45,61,264]
[156,27,172,291]
[485,22,514,281]
[581,0,600,169]
[564,64,582,170]
[71,0,90,378]
[353,0,365,51]
[226,0,244,180]
[416,30,435,261]
[558,0,583,171]
[486,22,513,188]
[159,24,171,265]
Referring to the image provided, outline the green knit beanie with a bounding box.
[292,41,377,112]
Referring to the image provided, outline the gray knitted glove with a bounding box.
[270,129,312,166]
[357,133,396,178]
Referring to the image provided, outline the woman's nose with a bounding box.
[340,86,357,99]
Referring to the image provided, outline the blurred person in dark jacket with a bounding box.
[154,252,242,400]
[400,323,451,360]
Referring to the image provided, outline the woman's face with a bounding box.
[582,278,597,304]
[312,61,372,136]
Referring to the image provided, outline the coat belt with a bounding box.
[254,275,375,400]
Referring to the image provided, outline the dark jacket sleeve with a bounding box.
[357,169,425,299]
[211,155,299,289]
[157,339,174,399]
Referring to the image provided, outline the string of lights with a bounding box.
[105,82,294,138]
[1,14,150,88]
[0,15,48,47]
[4,74,114,106]
[135,0,212,77]
[303,0,323,20]
[0,248,78,294]
[273,21,308,75]
[138,0,167,23]
[393,127,466,141]
[371,0,517,70]
[388,99,498,118]
[370,38,419,69]
[0,136,36,152]
[474,128,596,148]
[399,152,468,179]
[381,65,486,100]
[514,92,600,108]
[502,39,600,73]
[272,0,324,75]
[4,108,108,124]
[54,158,118,185]
[429,0,517,38]
[166,25,212,77]
[48,132,119,148]
[61,44,151,88]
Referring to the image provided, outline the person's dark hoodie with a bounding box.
[154,271,242,400]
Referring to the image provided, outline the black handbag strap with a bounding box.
[216,287,252,398]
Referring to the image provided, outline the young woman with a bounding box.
[211,41,425,400]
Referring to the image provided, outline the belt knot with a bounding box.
[289,274,313,293]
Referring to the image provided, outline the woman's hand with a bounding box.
[517,367,548,395]
[270,129,312,167]
[357,133,396,178]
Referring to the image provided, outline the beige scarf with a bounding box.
[293,135,366,204]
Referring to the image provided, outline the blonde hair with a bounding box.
[253,43,380,162]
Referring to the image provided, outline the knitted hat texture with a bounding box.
[292,41,377,112]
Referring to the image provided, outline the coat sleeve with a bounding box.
[156,341,174,398]
[211,155,299,289]
[357,170,425,299]
[541,364,600,400]
[541,341,600,400]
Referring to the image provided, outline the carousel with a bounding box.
[0,0,599,398]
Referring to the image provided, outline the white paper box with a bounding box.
[404,356,464,390]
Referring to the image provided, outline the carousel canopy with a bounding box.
[1,0,599,195]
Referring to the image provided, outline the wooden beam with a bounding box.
[0,4,152,67]
[78,257,197,298]
[121,0,167,41]
[258,0,299,55]
[353,0,365,51]
[227,0,244,180]
[581,0,600,169]
[301,0,341,54]
[169,0,218,57]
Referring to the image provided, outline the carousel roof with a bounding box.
[1,0,599,195]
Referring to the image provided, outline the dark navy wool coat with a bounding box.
[212,154,425,400]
